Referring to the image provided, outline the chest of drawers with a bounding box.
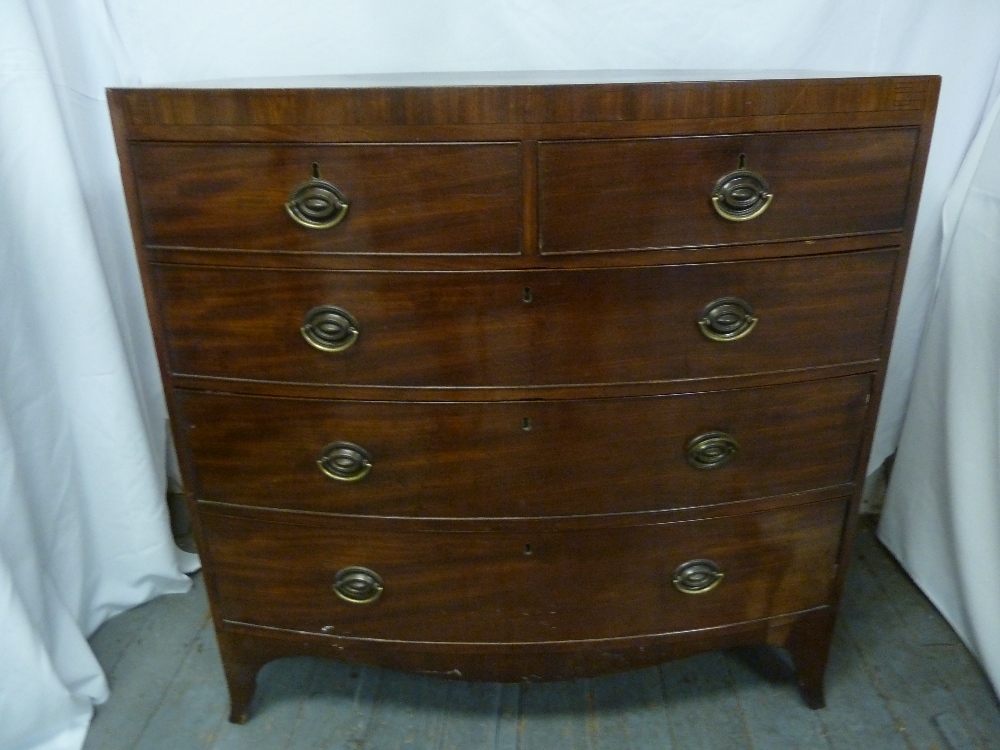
[109,72,938,723]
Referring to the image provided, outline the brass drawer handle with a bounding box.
[686,431,739,470]
[318,441,372,482]
[698,297,758,342]
[333,567,383,604]
[711,168,772,222]
[673,559,724,595]
[301,305,360,352]
[285,171,350,230]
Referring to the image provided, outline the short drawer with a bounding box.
[130,142,522,254]
[538,128,918,254]
[153,249,896,387]
[202,498,845,643]
[180,375,870,517]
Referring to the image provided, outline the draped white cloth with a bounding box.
[1,3,198,750]
[879,91,1000,700]
[3,2,1000,748]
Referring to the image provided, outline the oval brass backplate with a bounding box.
[333,567,384,604]
[285,177,349,229]
[711,168,772,222]
[317,441,373,482]
[686,431,739,470]
[301,305,360,353]
[698,297,758,343]
[672,559,724,594]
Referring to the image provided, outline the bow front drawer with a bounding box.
[152,249,895,387]
[180,375,871,517]
[203,498,845,645]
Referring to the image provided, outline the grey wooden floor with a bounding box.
[84,522,1000,750]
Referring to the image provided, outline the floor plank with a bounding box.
[209,657,321,750]
[516,679,595,750]
[858,529,1000,749]
[727,646,833,750]
[494,683,522,750]
[131,619,229,750]
[83,575,209,750]
[590,669,675,750]
[87,587,178,677]
[659,651,753,749]
[845,528,999,749]
[282,659,382,750]
[815,619,911,750]
[432,681,511,750]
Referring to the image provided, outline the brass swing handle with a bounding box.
[686,431,739,470]
[301,305,360,353]
[285,176,349,230]
[333,567,384,604]
[698,297,758,343]
[711,168,772,222]
[673,559,725,595]
[317,441,373,482]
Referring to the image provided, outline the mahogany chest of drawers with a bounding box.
[109,72,938,722]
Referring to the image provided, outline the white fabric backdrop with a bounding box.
[3,1,1000,748]
[879,91,1000,700]
[1,3,197,750]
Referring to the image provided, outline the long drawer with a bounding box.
[202,498,845,643]
[538,128,918,254]
[153,249,896,387]
[130,142,523,254]
[180,375,870,517]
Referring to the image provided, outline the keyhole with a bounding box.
[521,417,533,432]
[737,153,747,169]
[523,287,533,304]
[311,162,321,179]
[524,543,533,556]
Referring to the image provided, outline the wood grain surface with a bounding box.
[201,497,845,646]
[152,249,895,388]
[132,142,522,254]
[538,129,917,253]
[179,375,870,517]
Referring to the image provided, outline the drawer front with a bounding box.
[202,498,845,643]
[154,249,895,387]
[180,375,870,516]
[131,143,522,254]
[539,129,918,254]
